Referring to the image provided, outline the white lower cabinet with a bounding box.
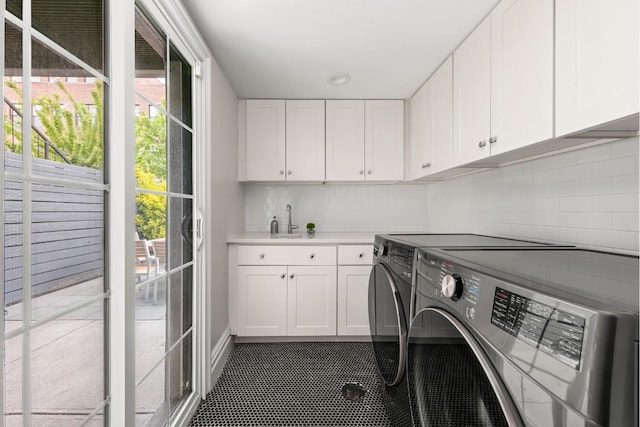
[337,266,371,335]
[232,243,374,338]
[237,266,288,336]
[287,266,337,336]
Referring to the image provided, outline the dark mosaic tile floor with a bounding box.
[190,342,393,426]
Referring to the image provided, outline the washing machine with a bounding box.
[410,247,638,426]
[368,234,565,425]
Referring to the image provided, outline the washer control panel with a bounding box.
[491,287,585,369]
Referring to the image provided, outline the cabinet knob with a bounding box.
[421,163,427,169]
[478,140,487,148]
[287,170,292,175]
[279,169,284,175]
[259,253,265,259]
[359,170,364,175]
[280,273,286,279]
[358,253,364,258]
[289,274,295,279]
[489,136,497,144]
[310,253,315,259]
[367,170,372,175]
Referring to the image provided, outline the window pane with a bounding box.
[31,307,105,424]
[168,119,192,195]
[5,21,23,173]
[6,0,21,18]
[30,182,104,321]
[168,44,191,127]
[31,37,105,171]
[31,0,103,71]
[135,109,166,189]
[168,332,192,415]
[135,358,168,427]
[168,197,192,270]
[168,266,192,348]
[4,179,23,329]
[4,334,23,426]
[135,275,167,384]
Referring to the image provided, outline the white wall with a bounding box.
[425,137,639,253]
[208,58,244,344]
[244,183,428,233]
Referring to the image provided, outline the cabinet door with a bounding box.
[337,266,371,336]
[285,100,325,181]
[364,100,404,181]
[491,0,553,155]
[287,266,337,336]
[453,16,491,166]
[426,56,454,175]
[556,0,639,136]
[409,81,430,179]
[326,100,365,181]
[246,100,286,181]
[237,266,288,336]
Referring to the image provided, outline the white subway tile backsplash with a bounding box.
[612,213,640,231]
[575,143,611,164]
[592,156,637,178]
[425,137,638,253]
[593,194,638,212]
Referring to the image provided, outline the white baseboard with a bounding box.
[210,327,234,386]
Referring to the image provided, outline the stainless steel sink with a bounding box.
[272,233,304,239]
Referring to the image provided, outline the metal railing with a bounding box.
[4,96,71,164]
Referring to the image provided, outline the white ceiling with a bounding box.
[181,0,500,99]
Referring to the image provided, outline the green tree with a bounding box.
[135,106,166,180]
[135,166,166,239]
[5,79,103,168]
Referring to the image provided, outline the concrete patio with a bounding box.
[4,278,168,426]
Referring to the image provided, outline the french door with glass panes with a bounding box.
[1,1,200,426]
[133,8,196,426]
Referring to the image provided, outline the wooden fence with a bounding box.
[4,153,103,305]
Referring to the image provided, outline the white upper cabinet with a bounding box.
[365,100,404,181]
[285,100,326,181]
[454,0,554,166]
[453,16,492,166]
[490,0,554,155]
[410,56,453,179]
[326,100,365,181]
[555,0,639,136]
[326,100,403,181]
[245,99,286,181]
[244,99,324,181]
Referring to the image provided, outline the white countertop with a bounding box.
[227,232,376,244]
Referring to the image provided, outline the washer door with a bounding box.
[408,308,524,427]
[368,262,408,386]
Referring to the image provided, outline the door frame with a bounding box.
[108,0,212,425]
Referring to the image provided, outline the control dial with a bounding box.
[441,274,463,301]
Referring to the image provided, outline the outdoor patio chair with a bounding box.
[135,239,153,284]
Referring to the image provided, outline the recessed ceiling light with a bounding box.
[327,72,351,85]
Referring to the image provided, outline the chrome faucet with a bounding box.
[286,204,297,234]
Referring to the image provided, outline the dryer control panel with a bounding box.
[491,287,585,369]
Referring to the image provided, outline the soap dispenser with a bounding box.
[270,216,279,235]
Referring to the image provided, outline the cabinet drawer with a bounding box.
[238,245,336,266]
[338,245,373,265]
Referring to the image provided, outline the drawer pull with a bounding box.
[289,274,295,279]
[259,253,265,259]
[310,253,315,259]
[358,253,364,258]
[280,273,286,279]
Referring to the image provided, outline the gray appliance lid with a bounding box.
[383,233,565,248]
[428,248,639,314]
